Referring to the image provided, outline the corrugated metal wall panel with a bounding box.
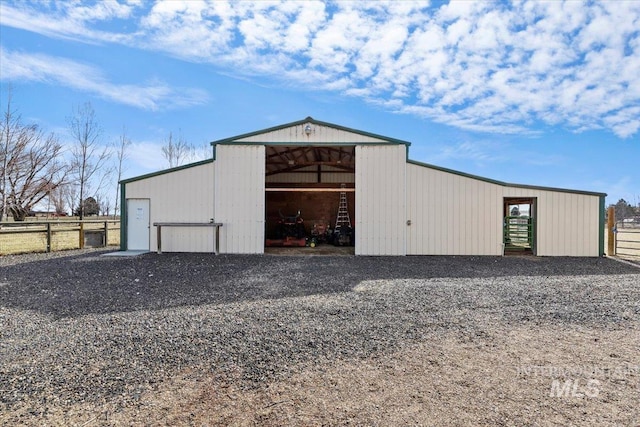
[161,228,212,252]
[265,172,355,184]
[214,145,265,254]
[407,164,502,255]
[125,162,215,252]
[266,165,355,184]
[407,163,600,256]
[356,145,406,255]
[501,187,600,256]
[319,172,355,183]
[322,165,351,172]
[266,166,318,184]
[124,146,600,257]
[237,123,389,144]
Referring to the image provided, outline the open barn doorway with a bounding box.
[503,197,536,255]
[264,145,355,255]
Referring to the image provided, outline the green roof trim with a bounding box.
[217,141,392,147]
[120,182,126,250]
[210,116,411,146]
[120,158,213,185]
[599,195,605,257]
[407,159,607,197]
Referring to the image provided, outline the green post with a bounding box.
[120,183,127,251]
[599,196,606,257]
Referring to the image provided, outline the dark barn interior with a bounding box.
[265,189,355,237]
[264,145,355,244]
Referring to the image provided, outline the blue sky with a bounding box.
[1,0,639,211]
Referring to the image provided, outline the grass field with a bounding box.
[0,219,120,255]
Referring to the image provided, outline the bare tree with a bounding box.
[0,93,10,220]
[113,127,130,218]
[67,102,111,219]
[0,94,67,221]
[161,130,194,168]
[98,194,111,216]
[63,183,79,217]
[91,167,115,218]
[194,142,213,161]
[613,199,634,221]
[48,184,68,215]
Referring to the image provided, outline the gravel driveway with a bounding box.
[1,249,639,425]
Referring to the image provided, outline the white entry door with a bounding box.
[127,199,150,250]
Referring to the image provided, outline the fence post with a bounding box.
[157,225,162,254]
[607,206,615,256]
[79,221,85,249]
[46,222,52,253]
[104,221,108,247]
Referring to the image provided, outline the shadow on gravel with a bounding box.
[0,252,637,318]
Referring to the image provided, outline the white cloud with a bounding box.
[0,1,136,44]
[434,140,507,164]
[2,0,640,138]
[604,107,640,139]
[125,141,167,175]
[0,48,209,110]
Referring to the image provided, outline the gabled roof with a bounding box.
[210,116,412,146]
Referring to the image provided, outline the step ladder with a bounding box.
[335,184,351,229]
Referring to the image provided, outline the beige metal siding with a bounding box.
[356,145,406,255]
[266,166,318,184]
[266,166,355,184]
[320,172,355,184]
[503,187,600,256]
[406,162,601,256]
[237,123,388,144]
[406,163,502,255]
[125,162,215,252]
[214,145,265,254]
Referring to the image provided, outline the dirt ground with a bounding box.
[1,251,639,426]
[27,323,639,427]
[264,245,355,256]
[100,326,639,427]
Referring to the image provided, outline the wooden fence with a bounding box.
[0,220,120,255]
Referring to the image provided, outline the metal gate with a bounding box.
[504,216,535,253]
[614,224,640,260]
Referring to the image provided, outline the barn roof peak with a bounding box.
[210,117,411,146]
